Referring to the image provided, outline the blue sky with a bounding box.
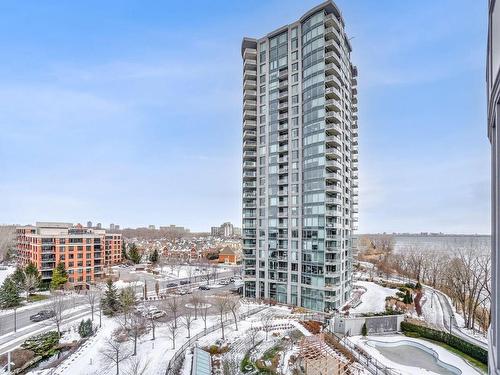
[0,1,490,233]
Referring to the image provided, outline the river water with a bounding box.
[392,234,490,254]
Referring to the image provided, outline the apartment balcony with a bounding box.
[278,189,288,196]
[352,129,358,138]
[243,70,257,82]
[278,211,288,218]
[278,200,288,207]
[325,51,342,68]
[243,109,257,120]
[326,111,342,124]
[352,103,358,112]
[243,130,257,140]
[326,148,342,160]
[325,70,342,88]
[352,145,358,154]
[325,98,342,112]
[352,207,359,214]
[278,166,288,175]
[243,201,257,209]
[351,171,358,179]
[243,58,257,70]
[278,145,288,153]
[278,112,288,121]
[325,86,341,100]
[243,89,257,100]
[243,78,257,90]
[243,210,256,219]
[278,122,288,131]
[278,69,288,80]
[352,113,358,121]
[278,156,288,164]
[325,196,342,205]
[352,188,359,197]
[352,77,358,87]
[243,47,257,60]
[243,99,257,110]
[243,191,256,198]
[278,134,288,142]
[243,171,256,179]
[352,121,358,130]
[278,177,288,185]
[324,22,342,41]
[325,159,342,170]
[352,87,358,96]
[326,122,342,135]
[243,162,256,171]
[351,137,358,146]
[279,90,288,99]
[326,134,342,146]
[326,172,342,183]
[243,120,257,131]
[243,151,257,160]
[325,38,342,60]
[351,162,358,171]
[352,96,358,105]
[278,101,288,111]
[352,154,358,163]
[326,184,342,194]
[324,13,342,28]
[243,140,257,150]
[352,180,359,188]
[325,209,342,217]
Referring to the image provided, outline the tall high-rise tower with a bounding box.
[241,0,358,312]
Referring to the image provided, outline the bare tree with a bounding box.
[0,226,15,261]
[101,337,132,375]
[86,286,100,322]
[211,264,219,283]
[181,310,194,338]
[163,296,181,328]
[48,293,67,337]
[124,356,149,375]
[23,274,39,297]
[227,296,240,331]
[262,314,273,341]
[119,312,147,356]
[200,300,210,331]
[214,294,229,340]
[119,287,137,326]
[166,321,179,349]
[189,293,202,319]
[248,323,260,347]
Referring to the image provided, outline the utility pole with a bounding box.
[449,315,453,335]
[13,308,17,333]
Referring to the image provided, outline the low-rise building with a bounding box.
[16,222,122,288]
[218,246,241,264]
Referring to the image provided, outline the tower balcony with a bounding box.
[326,111,342,124]
[326,184,342,194]
[243,99,257,110]
[243,48,257,60]
[325,86,341,100]
[326,122,342,135]
[243,130,257,140]
[243,89,257,100]
[325,98,342,112]
[325,147,342,159]
[325,159,342,170]
[326,134,342,147]
[243,109,257,121]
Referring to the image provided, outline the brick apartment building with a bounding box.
[17,222,122,288]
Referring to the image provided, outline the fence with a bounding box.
[339,335,402,375]
[164,305,267,375]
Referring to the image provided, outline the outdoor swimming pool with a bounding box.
[366,339,462,375]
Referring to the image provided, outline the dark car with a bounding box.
[198,285,210,290]
[166,283,178,288]
[30,310,55,322]
[180,280,190,285]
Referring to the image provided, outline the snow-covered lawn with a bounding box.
[349,281,396,315]
[350,334,483,375]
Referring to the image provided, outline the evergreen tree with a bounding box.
[0,276,22,308]
[403,289,413,304]
[361,323,367,336]
[78,319,93,338]
[128,244,141,264]
[25,262,42,284]
[102,279,120,315]
[12,266,26,285]
[50,263,68,290]
[149,249,159,264]
[121,242,128,260]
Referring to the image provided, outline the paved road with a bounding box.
[433,288,488,350]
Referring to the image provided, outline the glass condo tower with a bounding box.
[241,0,358,312]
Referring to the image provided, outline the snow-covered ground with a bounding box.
[0,266,15,285]
[350,334,483,375]
[349,281,396,314]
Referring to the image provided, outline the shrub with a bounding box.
[361,323,367,336]
[21,331,60,356]
[400,322,487,364]
[396,291,406,299]
[404,282,416,289]
[78,319,93,338]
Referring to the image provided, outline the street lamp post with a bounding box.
[13,307,17,333]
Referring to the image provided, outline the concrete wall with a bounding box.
[332,314,405,336]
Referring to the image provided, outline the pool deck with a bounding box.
[350,334,484,375]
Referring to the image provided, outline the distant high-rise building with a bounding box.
[110,223,115,230]
[114,225,120,230]
[487,2,500,372]
[149,225,156,230]
[221,222,234,237]
[241,0,358,312]
[16,222,122,288]
[96,223,102,229]
[87,221,92,228]
[211,227,220,236]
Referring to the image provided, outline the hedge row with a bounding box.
[400,321,488,364]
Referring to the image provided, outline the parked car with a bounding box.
[199,285,210,290]
[30,310,55,322]
[218,280,230,286]
[147,310,166,319]
[166,283,178,288]
[180,280,190,285]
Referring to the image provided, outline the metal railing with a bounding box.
[164,306,267,374]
